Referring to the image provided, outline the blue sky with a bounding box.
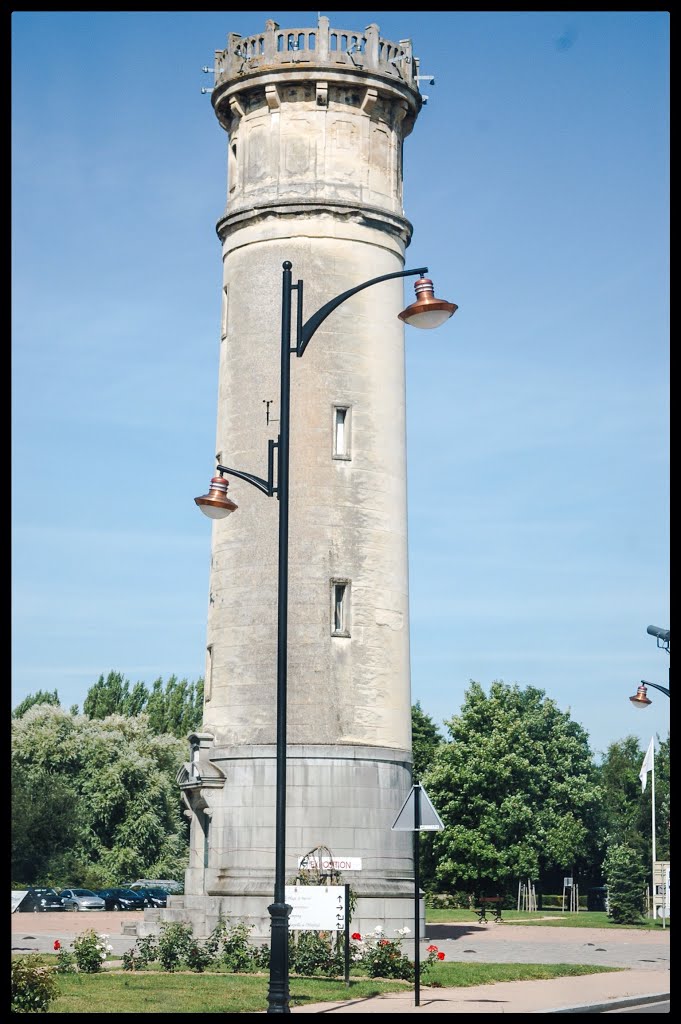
[12,10,669,759]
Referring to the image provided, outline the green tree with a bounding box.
[422,680,602,898]
[11,705,189,888]
[12,688,60,718]
[652,733,670,862]
[82,671,204,738]
[597,732,670,876]
[83,671,131,719]
[411,702,444,780]
[598,736,650,865]
[603,842,646,923]
[11,761,84,884]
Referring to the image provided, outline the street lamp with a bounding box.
[630,681,670,707]
[195,260,457,1014]
[629,625,670,708]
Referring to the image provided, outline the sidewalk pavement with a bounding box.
[285,970,670,1013]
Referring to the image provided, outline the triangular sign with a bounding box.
[391,784,444,831]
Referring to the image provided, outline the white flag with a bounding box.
[639,736,655,792]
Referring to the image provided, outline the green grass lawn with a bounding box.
[46,962,621,1013]
[425,908,669,930]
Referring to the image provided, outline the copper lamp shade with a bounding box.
[398,276,458,329]
[629,683,652,708]
[194,474,238,519]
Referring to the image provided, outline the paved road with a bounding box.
[11,913,670,972]
[412,921,670,972]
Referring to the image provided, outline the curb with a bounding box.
[538,991,670,1013]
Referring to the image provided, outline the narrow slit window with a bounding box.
[191,743,201,780]
[331,580,350,636]
[333,405,351,459]
[220,286,229,340]
[203,812,210,868]
[205,644,213,701]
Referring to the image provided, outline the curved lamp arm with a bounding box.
[296,267,429,357]
[641,680,670,698]
[216,438,278,497]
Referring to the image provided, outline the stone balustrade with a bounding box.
[214,15,418,88]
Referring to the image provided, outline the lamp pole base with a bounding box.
[266,901,292,1013]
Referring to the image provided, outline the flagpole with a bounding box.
[651,751,656,869]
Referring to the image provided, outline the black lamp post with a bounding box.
[195,260,457,1013]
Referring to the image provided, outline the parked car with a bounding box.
[95,887,147,911]
[129,886,169,909]
[58,888,106,912]
[16,887,66,913]
[127,878,183,894]
[587,885,609,912]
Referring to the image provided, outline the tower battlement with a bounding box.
[213,16,421,93]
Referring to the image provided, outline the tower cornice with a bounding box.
[216,198,413,247]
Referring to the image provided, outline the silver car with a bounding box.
[58,888,106,912]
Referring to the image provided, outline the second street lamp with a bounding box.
[630,625,670,707]
[630,680,670,706]
[195,260,457,1014]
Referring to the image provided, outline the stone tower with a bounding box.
[178,15,428,940]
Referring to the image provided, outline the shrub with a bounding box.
[11,955,58,1013]
[289,930,344,977]
[54,947,77,974]
[350,926,415,981]
[58,929,114,974]
[604,843,647,925]
[219,920,269,973]
[156,922,196,972]
[349,927,445,982]
[426,891,473,910]
[122,934,158,971]
[122,918,270,974]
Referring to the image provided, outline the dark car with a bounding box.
[16,887,66,913]
[587,885,609,912]
[130,886,169,909]
[94,887,147,911]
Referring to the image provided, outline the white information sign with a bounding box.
[12,891,28,913]
[285,885,345,931]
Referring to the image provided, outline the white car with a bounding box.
[58,888,106,912]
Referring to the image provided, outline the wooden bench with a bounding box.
[474,896,503,923]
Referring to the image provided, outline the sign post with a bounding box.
[392,782,444,1007]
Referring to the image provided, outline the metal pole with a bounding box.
[344,883,350,986]
[414,783,421,1008]
[266,261,294,1013]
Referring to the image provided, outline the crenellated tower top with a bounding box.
[209,16,426,245]
[212,16,421,101]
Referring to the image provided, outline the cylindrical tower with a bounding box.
[180,15,426,940]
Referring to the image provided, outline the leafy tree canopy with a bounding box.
[411,702,444,780]
[12,689,60,718]
[597,733,670,868]
[12,705,189,889]
[82,671,203,738]
[421,680,603,896]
